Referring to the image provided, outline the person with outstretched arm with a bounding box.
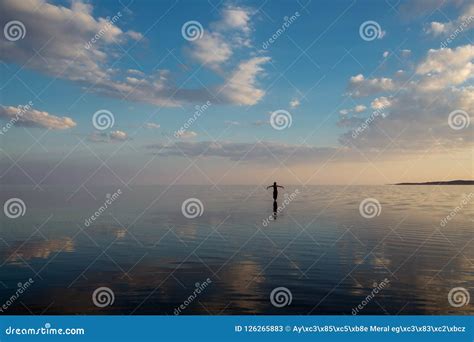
[266,182,284,201]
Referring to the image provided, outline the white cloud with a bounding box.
[188,6,253,70]
[339,105,367,115]
[425,21,452,36]
[425,3,474,36]
[88,130,129,142]
[178,130,197,139]
[354,105,367,113]
[218,57,271,105]
[395,70,405,77]
[0,0,136,84]
[145,123,160,129]
[214,6,251,33]
[340,45,474,152]
[290,99,300,108]
[416,45,474,91]
[0,0,181,107]
[109,130,128,141]
[347,74,396,97]
[182,8,270,105]
[401,49,411,57]
[127,69,145,77]
[383,51,390,58]
[126,31,144,41]
[188,32,232,69]
[371,97,392,110]
[0,105,76,130]
[0,0,269,108]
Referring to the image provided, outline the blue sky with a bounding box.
[0,0,473,185]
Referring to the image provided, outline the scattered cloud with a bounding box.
[87,130,129,142]
[347,74,396,97]
[0,0,269,108]
[183,6,268,104]
[213,6,252,33]
[395,69,405,77]
[354,105,367,113]
[145,123,161,129]
[339,105,368,115]
[177,130,197,139]
[218,57,271,105]
[187,5,253,71]
[187,32,232,70]
[110,130,128,141]
[424,3,474,36]
[401,49,411,57]
[383,51,389,58]
[425,21,452,36]
[0,105,76,130]
[290,98,300,108]
[371,97,392,110]
[340,44,474,152]
[416,45,474,91]
[127,69,145,77]
[0,0,139,85]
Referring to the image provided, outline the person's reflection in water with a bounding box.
[267,182,284,220]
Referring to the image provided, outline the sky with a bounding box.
[0,0,473,186]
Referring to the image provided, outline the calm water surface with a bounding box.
[0,185,473,315]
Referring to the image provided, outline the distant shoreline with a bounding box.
[394,180,474,185]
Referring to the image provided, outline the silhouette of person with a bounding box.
[267,182,284,220]
[266,182,284,201]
